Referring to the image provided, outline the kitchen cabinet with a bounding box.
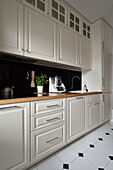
[57,24,77,66]
[30,98,66,163]
[22,0,48,16]
[86,94,102,131]
[24,6,57,62]
[82,19,112,92]
[102,51,111,92]
[0,103,30,170]
[31,122,66,163]
[49,0,67,26]
[68,7,81,34]
[102,20,112,53]
[102,93,111,122]
[0,0,23,55]
[77,35,92,70]
[67,97,86,143]
[82,19,91,40]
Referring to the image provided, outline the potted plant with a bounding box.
[35,73,48,93]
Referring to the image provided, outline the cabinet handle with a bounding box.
[102,78,105,86]
[46,137,58,143]
[26,49,31,53]
[46,117,59,122]
[94,103,100,105]
[46,104,59,108]
[102,41,104,49]
[0,106,24,110]
[22,48,25,52]
[76,97,84,99]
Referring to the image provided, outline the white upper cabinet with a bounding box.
[102,51,111,92]
[68,8,81,34]
[102,20,112,53]
[57,24,77,66]
[22,0,49,15]
[82,19,91,40]
[77,36,92,70]
[0,0,23,55]
[49,0,67,25]
[24,7,57,62]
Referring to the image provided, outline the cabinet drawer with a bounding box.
[87,95,101,103]
[31,99,65,116]
[31,111,64,131]
[31,123,65,163]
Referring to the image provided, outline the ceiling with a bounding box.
[64,0,113,28]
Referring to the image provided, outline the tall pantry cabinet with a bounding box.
[83,19,112,122]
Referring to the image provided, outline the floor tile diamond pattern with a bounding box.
[28,122,113,170]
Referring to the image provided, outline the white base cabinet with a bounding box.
[67,97,86,143]
[86,94,102,131]
[0,103,30,170]
[31,122,66,163]
[102,93,111,122]
[30,98,66,163]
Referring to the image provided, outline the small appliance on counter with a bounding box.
[49,76,66,93]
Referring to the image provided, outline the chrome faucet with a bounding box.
[71,76,80,90]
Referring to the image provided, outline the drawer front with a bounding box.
[31,123,65,162]
[31,99,65,116]
[87,95,101,103]
[31,111,64,131]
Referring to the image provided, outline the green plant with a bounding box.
[35,73,48,86]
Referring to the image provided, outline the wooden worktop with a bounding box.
[0,91,102,105]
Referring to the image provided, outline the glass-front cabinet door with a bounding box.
[68,8,81,33]
[50,0,67,25]
[82,19,91,39]
[22,0,48,15]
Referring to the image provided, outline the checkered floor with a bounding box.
[28,121,113,170]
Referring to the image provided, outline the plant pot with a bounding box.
[37,86,43,93]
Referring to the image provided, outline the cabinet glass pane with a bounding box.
[52,9,58,19]
[60,5,65,15]
[87,32,90,38]
[37,0,45,11]
[87,25,90,32]
[26,0,35,6]
[70,21,74,29]
[83,22,86,29]
[76,17,79,24]
[83,29,86,36]
[52,0,58,10]
[60,14,65,23]
[76,25,79,32]
[70,13,74,21]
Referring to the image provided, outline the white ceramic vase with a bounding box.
[37,86,43,93]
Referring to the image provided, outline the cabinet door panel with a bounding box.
[103,93,111,122]
[102,52,111,92]
[0,0,23,55]
[102,21,112,52]
[24,7,56,62]
[0,104,29,170]
[57,25,77,66]
[80,37,92,70]
[89,103,101,128]
[67,97,85,142]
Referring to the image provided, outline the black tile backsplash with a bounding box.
[0,56,81,95]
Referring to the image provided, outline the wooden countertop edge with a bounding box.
[0,92,102,105]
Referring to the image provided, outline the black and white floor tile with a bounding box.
[28,121,113,170]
